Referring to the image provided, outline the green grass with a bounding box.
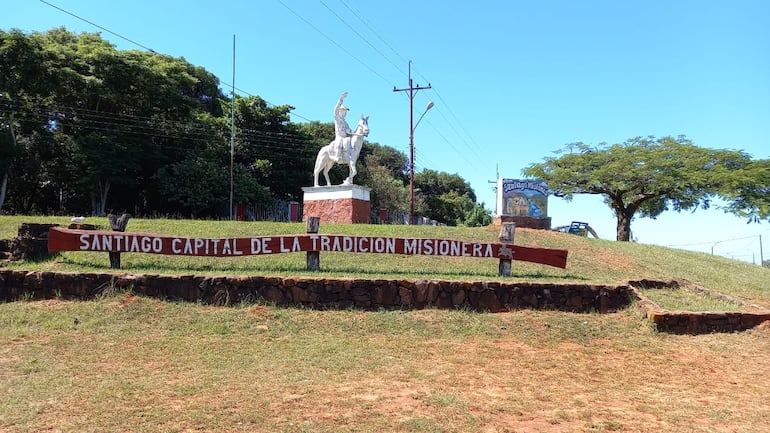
[1,294,769,432]
[2,215,770,431]
[2,215,769,305]
[638,287,744,312]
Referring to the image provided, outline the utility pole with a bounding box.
[230,34,236,220]
[488,164,500,216]
[393,60,431,225]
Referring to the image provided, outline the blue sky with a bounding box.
[4,0,769,264]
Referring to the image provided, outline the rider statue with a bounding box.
[330,91,352,161]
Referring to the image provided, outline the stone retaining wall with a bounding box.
[644,309,770,334]
[0,270,630,313]
[629,279,770,334]
[3,271,768,333]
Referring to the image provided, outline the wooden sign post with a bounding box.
[107,213,130,269]
[498,222,515,277]
[306,216,320,271]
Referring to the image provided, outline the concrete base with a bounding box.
[302,184,371,224]
[492,215,552,230]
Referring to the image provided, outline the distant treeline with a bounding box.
[0,28,490,226]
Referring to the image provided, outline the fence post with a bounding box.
[306,216,320,271]
[108,213,130,269]
[498,222,515,277]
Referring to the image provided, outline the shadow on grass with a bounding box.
[52,258,587,282]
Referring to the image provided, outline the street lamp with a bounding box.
[409,101,434,224]
[415,101,434,130]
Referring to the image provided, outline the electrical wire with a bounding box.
[276,0,391,85]
[1,101,321,156]
[36,0,492,196]
[337,0,409,72]
[37,0,314,123]
[319,0,403,76]
[38,0,157,53]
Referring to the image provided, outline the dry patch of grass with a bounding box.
[639,287,744,312]
[2,296,769,432]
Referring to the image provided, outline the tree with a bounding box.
[0,28,231,215]
[524,136,759,241]
[720,159,770,223]
[232,95,303,200]
[361,153,410,220]
[414,169,489,226]
[0,29,51,211]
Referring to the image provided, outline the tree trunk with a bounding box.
[615,211,633,241]
[0,172,7,210]
[91,179,111,216]
[100,178,110,215]
[2,112,16,211]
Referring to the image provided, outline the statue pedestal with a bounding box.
[302,185,371,224]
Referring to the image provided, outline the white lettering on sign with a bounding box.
[53,227,566,268]
[74,233,494,259]
[309,235,396,254]
[250,237,273,254]
[400,239,493,258]
[279,236,301,253]
[79,233,164,254]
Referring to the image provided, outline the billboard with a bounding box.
[496,179,549,217]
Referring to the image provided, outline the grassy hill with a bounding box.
[2,215,770,432]
[2,215,769,304]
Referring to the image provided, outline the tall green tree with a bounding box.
[414,169,489,226]
[1,28,229,215]
[361,151,411,221]
[0,29,52,212]
[524,136,760,241]
[720,159,770,223]
[232,95,305,201]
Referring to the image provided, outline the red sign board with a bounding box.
[48,227,568,268]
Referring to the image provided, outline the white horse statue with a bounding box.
[313,115,369,187]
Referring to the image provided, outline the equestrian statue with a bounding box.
[312,92,369,187]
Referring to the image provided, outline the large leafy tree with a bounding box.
[720,158,770,223]
[414,169,490,226]
[524,136,761,241]
[0,29,53,212]
[232,95,306,201]
[0,28,233,215]
[359,144,413,221]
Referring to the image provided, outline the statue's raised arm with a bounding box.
[334,91,352,138]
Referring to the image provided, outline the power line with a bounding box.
[37,0,493,196]
[319,0,403,75]
[665,234,762,248]
[1,101,321,156]
[276,0,391,85]
[337,0,409,71]
[38,0,156,53]
[38,0,313,123]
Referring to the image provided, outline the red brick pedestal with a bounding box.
[302,185,371,224]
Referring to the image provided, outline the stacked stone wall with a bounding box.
[3,271,767,333]
[629,279,770,334]
[0,270,629,313]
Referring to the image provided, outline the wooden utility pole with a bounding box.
[393,60,431,225]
